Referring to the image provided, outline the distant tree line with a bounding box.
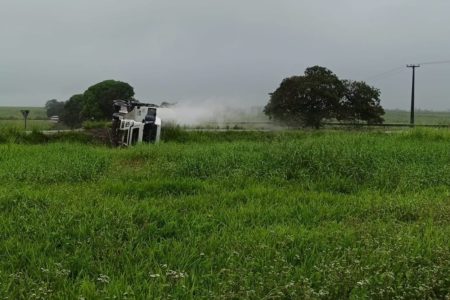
[45,80,134,128]
[47,68,384,129]
[264,66,385,128]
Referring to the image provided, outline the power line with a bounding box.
[363,66,404,81]
[364,60,450,125]
[417,60,450,65]
[364,59,450,81]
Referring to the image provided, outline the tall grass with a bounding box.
[0,119,53,131]
[0,129,449,298]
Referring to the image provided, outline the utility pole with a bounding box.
[407,64,420,125]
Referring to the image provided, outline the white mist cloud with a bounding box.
[157,101,229,126]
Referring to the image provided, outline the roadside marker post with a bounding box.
[20,110,30,130]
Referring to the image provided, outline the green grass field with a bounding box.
[384,110,450,125]
[0,107,52,131]
[0,120,54,131]
[0,129,449,298]
[0,107,47,120]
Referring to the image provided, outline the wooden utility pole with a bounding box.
[407,64,420,125]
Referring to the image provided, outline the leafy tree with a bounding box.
[82,80,134,120]
[264,66,345,128]
[340,80,385,124]
[264,66,385,127]
[62,94,84,128]
[45,99,65,117]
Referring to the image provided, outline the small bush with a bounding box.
[82,120,111,129]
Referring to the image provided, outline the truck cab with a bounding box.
[112,100,161,146]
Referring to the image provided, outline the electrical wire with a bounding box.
[364,59,450,82]
[363,66,404,81]
[417,60,450,65]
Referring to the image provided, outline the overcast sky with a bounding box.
[1,0,450,110]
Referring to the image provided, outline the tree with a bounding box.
[340,80,385,124]
[82,80,134,120]
[264,66,385,127]
[45,99,65,117]
[264,66,345,128]
[62,94,84,128]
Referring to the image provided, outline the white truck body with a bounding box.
[112,100,161,146]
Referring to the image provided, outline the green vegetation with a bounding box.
[61,94,84,128]
[82,80,134,120]
[0,128,97,145]
[264,66,384,128]
[43,80,134,128]
[82,120,111,130]
[0,120,53,131]
[0,129,449,298]
[45,100,65,118]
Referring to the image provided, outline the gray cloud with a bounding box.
[1,0,450,110]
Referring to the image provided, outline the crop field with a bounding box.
[0,129,449,298]
[384,110,450,125]
[0,107,47,120]
[0,107,53,131]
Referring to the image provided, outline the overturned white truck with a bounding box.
[111,100,161,146]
